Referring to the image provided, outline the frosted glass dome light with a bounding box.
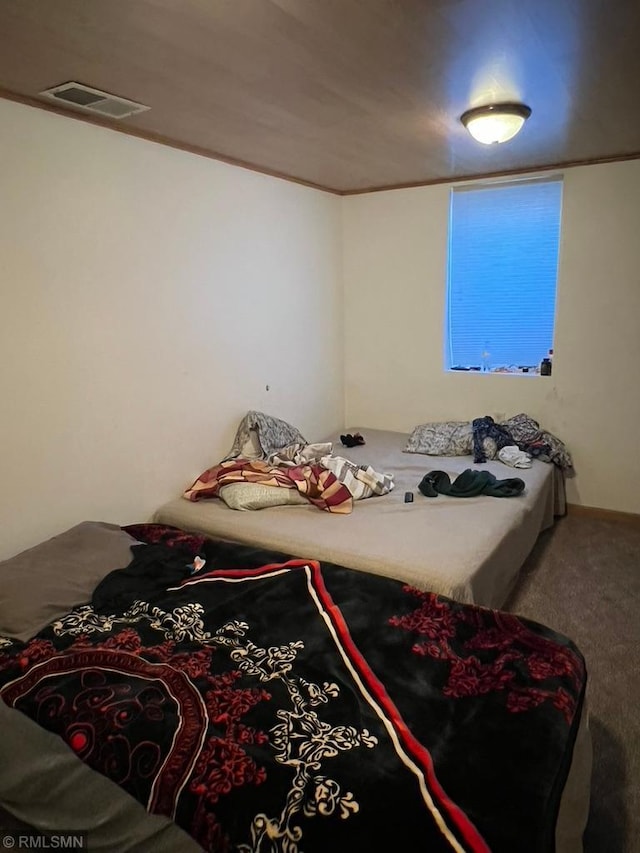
[461,103,532,145]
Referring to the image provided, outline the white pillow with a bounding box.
[219,484,308,511]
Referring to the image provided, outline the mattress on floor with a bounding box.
[154,428,563,608]
[0,531,589,853]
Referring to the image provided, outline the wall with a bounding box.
[343,160,640,514]
[0,99,344,560]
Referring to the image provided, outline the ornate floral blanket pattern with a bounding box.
[0,531,586,852]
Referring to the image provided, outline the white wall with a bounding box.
[0,99,344,560]
[2,98,638,558]
[343,160,640,514]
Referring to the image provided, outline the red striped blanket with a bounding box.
[183,458,354,513]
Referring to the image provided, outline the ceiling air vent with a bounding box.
[39,82,150,119]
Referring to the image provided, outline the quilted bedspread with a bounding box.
[0,525,586,852]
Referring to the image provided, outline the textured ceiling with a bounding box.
[1,0,640,193]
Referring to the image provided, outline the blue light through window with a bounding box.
[446,178,562,371]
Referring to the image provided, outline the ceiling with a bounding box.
[1,0,640,193]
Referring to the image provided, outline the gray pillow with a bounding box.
[219,483,308,511]
[404,421,473,456]
[0,522,138,642]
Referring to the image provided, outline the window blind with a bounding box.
[446,178,563,370]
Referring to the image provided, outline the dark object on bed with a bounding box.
[340,432,365,447]
[91,542,198,614]
[0,524,586,853]
[472,416,515,463]
[418,469,526,498]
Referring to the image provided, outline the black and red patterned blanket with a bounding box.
[0,525,586,852]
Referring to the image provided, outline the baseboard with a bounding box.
[566,503,640,526]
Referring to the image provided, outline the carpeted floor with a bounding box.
[505,512,640,853]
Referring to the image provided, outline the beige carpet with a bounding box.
[505,512,640,853]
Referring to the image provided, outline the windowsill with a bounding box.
[446,369,552,377]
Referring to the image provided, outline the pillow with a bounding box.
[0,522,138,642]
[404,421,473,456]
[219,483,308,511]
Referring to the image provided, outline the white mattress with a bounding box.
[154,428,563,608]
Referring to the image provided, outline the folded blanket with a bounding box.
[418,469,525,498]
[184,459,353,513]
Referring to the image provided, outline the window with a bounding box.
[445,177,562,372]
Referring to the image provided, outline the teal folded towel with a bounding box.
[418,469,525,498]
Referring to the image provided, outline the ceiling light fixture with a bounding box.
[460,103,532,145]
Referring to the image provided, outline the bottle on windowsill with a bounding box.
[540,356,552,376]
